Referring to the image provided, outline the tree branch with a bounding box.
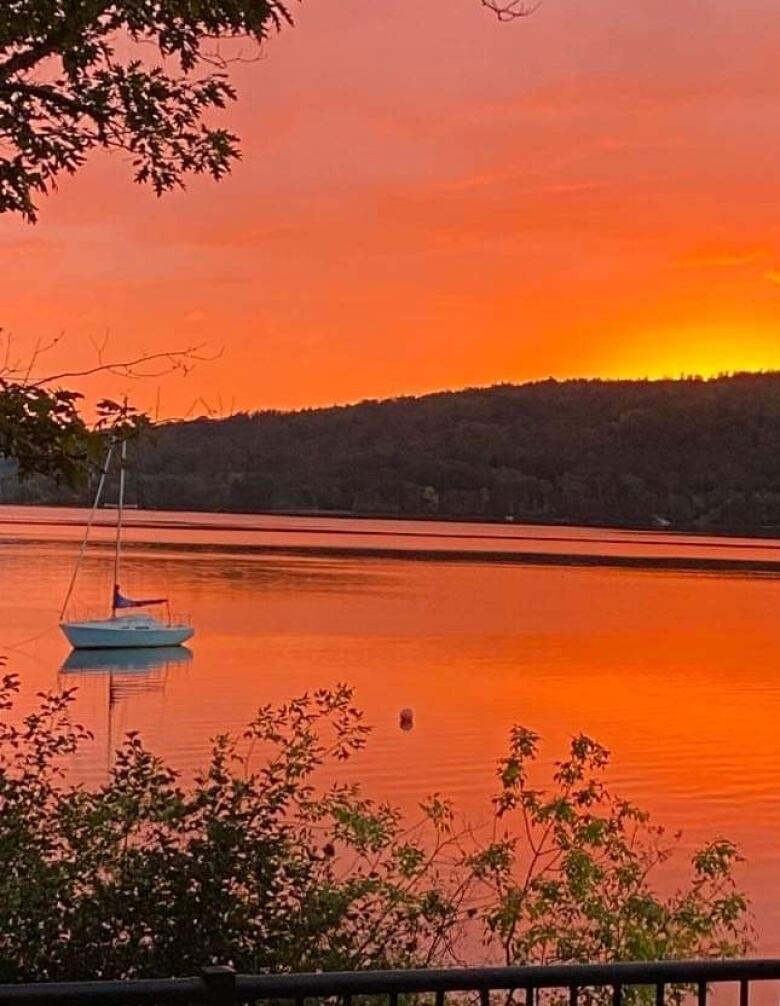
[481,0,543,19]
[0,80,99,120]
[24,346,218,388]
[0,43,59,82]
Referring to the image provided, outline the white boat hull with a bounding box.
[60,614,194,650]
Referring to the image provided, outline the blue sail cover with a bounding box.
[113,585,167,609]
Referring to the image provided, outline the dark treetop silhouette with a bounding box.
[0,0,533,222]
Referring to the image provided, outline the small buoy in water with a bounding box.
[399,708,414,731]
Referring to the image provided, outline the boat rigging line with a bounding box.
[58,440,115,622]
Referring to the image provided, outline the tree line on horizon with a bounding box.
[7,372,780,532]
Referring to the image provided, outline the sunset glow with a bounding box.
[3,0,780,416]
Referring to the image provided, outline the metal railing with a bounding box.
[0,961,777,1006]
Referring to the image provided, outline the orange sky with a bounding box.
[3,0,780,418]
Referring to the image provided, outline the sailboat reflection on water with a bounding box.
[61,646,194,676]
[59,646,193,772]
[58,436,194,650]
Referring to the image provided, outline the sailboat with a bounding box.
[59,438,195,651]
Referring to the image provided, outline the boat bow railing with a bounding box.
[60,609,192,627]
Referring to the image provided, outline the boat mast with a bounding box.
[112,437,127,614]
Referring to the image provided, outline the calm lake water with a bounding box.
[2,507,780,953]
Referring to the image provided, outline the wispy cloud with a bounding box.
[679,248,767,269]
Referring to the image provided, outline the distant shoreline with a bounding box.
[4,500,780,547]
[7,373,780,538]
[5,532,780,577]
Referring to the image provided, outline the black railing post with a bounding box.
[202,967,237,1006]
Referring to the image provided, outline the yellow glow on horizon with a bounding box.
[598,324,780,383]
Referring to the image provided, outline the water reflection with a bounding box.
[7,521,780,950]
[61,645,193,674]
[58,646,194,777]
[60,646,193,700]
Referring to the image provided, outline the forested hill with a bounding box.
[10,373,780,531]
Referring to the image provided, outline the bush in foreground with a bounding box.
[0,670,751,981]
